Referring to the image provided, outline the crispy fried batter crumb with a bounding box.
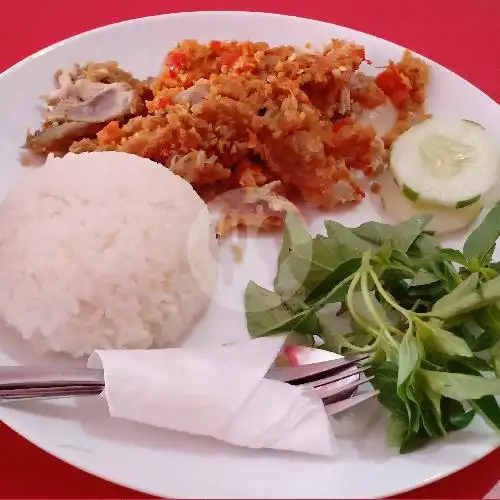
[231,244,244,263]
[375,50,430,146]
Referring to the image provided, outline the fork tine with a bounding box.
[0,389,102,402]
[0,384,104,400]
[303,365,370,389]
[267,353,370,384]
[315,375,374,403]
[324,390,379,416]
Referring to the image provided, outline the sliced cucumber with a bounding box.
[389,118,499,207]
[378,171,482,235]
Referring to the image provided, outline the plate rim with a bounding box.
[0,10,498,499]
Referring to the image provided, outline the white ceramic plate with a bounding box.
[0,11,499,499]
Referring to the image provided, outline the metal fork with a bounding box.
[0,353,378,416]
[267,353,378,416]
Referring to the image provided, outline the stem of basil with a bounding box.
[369,268,414,322]
[361,260,385,327]
[312,273,357,311]
[346,270,379,337]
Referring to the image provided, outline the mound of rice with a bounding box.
[0,151,219,357]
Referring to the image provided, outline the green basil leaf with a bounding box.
[398,330,420,386]
[445,360,500,432]
[473,307,500,340]
[350,216,429,255]
[420,382,446,435]
[447,357,494,374]
[441,399,475,430]
[387,414,408,447]
[407,282,445,298]
[440,248,468,266]
[417,364,460,434]
[277,211,311,268]
[480,267,498,280]
[409,269,440,287]
[431,273,481,318]
[416,321,473,358]
[420,393,446,437]
[482,244,496,266]
[351,221,397,246]
[479,274,500,302]
[324,220,375,253]
[317,317,352,352]
[245,281,315,337]
[403,384,422,433]
[393,215,432,252]
[463,203,500,265]
[469,396,500,432]
[420,369,500,400]
[377,241,394,263]
[490,340,500,378]
[428,260,445,279]
[370,362,408,422]
[281,236,353,298]
[474,330,499,352]
[399,430,433,454]
[274,212,313,296]
[443,262,463,290]
[306,258,360,304]
[453,356,494,372]
[453,323,477,351]
[408,232,441,263]
[390,248,414,268]
[346,322,374,349]
[432,277,500,321]
[372,361,420,435]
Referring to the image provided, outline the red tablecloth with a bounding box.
[0,0,499,497]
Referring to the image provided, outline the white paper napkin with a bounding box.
[88,336,335,456]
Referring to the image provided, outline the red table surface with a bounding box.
[0,0,499,498]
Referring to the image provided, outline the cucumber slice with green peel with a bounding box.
[402,184,419,201]
[378,171,482,235]
[456,195,481,208]
[389,118,499,207]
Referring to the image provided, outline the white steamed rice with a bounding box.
[0,151,219,357]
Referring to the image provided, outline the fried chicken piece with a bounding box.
[169,150,230,185]
[69,86,252,188]
[81,62,153,106]
[327,118,387,176]
[24,62,154,158]
[213,182,298,237]
[25,122,104,156]
[151,39,365,119]
[74,73,368,206]
[26,40,417,219]
[349,73,387,109]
